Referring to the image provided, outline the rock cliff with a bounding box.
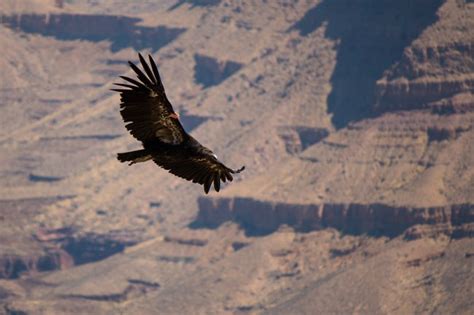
[195,197,473,237]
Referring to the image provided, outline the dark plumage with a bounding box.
[113,53,244,193]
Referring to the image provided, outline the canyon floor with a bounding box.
[0,0,473,314]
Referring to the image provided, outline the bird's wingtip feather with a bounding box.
[233,166,245,173]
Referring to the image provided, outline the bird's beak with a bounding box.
[169,112,180,120]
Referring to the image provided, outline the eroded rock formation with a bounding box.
[194,197,474,236]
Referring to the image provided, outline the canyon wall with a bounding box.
[374,1,474,113]
[0,13,186,52]
[195,0,474,238]
[0,229,136,279]
[195,197,474,237]
[0,1,472,313]
[375,44,474,113]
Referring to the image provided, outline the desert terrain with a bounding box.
[0,0,473,314]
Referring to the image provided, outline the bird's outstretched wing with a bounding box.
[152,151,245,194]
[112,53,186,144]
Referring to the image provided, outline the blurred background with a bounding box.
[0,0,473,314]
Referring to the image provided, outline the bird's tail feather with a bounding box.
[117,149,152,165]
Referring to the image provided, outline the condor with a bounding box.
[113,53,244,193]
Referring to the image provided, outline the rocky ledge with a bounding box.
[194,197,473,237]
[0,228,136,279]
[375,43,474,113]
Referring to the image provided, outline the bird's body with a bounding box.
[113,53,244,193]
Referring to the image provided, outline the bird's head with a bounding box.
[169,112,180,120]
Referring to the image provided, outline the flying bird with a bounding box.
[112,53,244,193]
